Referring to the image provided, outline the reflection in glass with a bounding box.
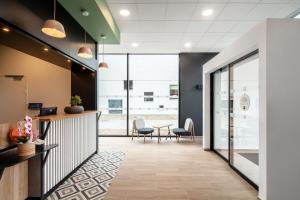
[213,68,229,159]
[230,54,259,185]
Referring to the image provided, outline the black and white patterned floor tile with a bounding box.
[47,152,125,200]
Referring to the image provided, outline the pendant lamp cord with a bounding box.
[102,39,105,62]
[54,0,56,20]
[84,31,87,44]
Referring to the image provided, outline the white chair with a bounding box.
[172,118,195,142]
[132,118,154,143]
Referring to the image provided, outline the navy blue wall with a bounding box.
[179,53,217,136]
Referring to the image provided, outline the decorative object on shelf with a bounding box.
[64,95,84,114]
[11,116,38,156]
[240,93,251,111]
[78,31,93,58]
[41,0,66,38]
[99,34,108,69]
[35,139,45,150]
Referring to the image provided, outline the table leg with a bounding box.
[158,128,160,144]
[167,125,171,140]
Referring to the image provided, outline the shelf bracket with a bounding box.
[40,121,51,140]
[42,150,51,168]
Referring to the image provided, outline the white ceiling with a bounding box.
[102,0,300,53]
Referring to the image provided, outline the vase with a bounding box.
[17,142,35,156]
[64,105,84,114]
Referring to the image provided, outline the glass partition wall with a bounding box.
[212,67,229,160]
[212,51,259,188]
[98,54,179,136]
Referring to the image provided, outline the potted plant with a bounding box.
[64,95,84,114]
[14,116,37,156]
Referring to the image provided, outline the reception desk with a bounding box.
[0,111,100,199]
[38,111,99,195]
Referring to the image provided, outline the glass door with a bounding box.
[212,67,229,160]
[229,53,259,186]
[98,55,128,136]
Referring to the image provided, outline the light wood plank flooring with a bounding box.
[99,137,258,200]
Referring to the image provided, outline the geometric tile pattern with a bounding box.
[46,152,125,200]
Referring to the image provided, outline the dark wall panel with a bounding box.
[71,64,97,110]
[0,0,97,70]
[179,53,217,136]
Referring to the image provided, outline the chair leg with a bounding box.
[132,129,134,140]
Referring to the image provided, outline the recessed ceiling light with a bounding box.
[202,9,213,17]
[131,43,139,47]
[43,47,49,52]
[2,27,10,32]
[184,42,192,48]
[67,59,71,63]
[120,9,130,17]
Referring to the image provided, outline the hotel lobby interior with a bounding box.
[0,0,300,200]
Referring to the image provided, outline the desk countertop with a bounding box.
[36,110,100,122]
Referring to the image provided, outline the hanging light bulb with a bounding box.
[41,0,66,38]
[99,34,108,69]
[78,31,93,58]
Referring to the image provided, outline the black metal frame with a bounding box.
[210,66,230,163]
[98,53,180,137]
[210,50,259,190]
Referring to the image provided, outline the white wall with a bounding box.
[203,19,300,200]
[265,19,300,200]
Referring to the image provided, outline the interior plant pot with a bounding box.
[64,105,84,114]
[17,142,35,156]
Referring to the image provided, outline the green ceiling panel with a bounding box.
[58,0,120,44]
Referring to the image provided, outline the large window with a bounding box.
[129,55,179,136]
[98,55,127,135]
[98,54,179,136]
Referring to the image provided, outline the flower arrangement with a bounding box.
[9,115,38,156]
[16,115,38,144]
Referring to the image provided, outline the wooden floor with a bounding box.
[99,137,258,200]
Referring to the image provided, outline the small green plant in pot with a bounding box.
[64,95,84,114]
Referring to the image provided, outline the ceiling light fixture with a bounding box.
[67,59,71,63]
[43,47,49,52]
[131,43,139,47]
[99,34,108,69]
[81,9,89,17]
[78,31,93,59]
[184,42,192,48]
[2,27,10,32]
[202,9,213,17]
[41,0,66,38]
[120,9,130,17]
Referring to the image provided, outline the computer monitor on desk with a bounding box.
[39,107,57,116]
